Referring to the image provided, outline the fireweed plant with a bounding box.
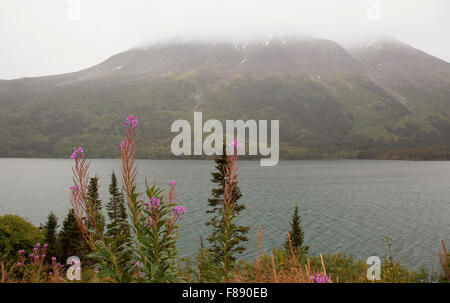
[439,241,449,281]
[219,140,242,280]
[5,244,66,283]
[69,115,186,282]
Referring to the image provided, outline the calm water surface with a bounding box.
[0,158,449,272]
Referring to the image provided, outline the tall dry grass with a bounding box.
[229,227,331,283]
[439,240,449,281]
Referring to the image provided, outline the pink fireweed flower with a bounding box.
[51,257,57,262]
[70,185,78,191]
[173,205,187,221]
[118,140,130,150]
[124,115,138,129]
[35,243,40,247]
[18,250,25,255]
[229,139,242,149]
[309,273,332,283]
[70,147,85,159]
[135,262,140,267]
[169,180,176,186]
[16,262,23,266]
[43,243,48,248]
[94,267,99,272]
[150,196,161,209]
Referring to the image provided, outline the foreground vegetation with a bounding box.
[0,228,443,283]
[0,115,448,283]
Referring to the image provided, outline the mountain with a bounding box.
[348,39,450,158]
[0,36,449,159]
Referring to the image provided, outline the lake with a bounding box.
[0,158,449,272]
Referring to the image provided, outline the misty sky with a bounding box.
[0,0,449,79]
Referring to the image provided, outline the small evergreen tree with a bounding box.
[87,176,102,212]
[284,205,309,255]
[57,209,88,262]
[87,176,104,234]
[105,171,131,255]
[206,142,249,263]
[43,212,58,260]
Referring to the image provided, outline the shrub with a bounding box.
[0,215,43,261]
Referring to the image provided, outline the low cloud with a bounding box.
[0,0,448,79]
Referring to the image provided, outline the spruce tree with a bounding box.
[284,205,309,255]
[105,171,131,249]
[57,209,86,261]
[206,142,249,263]
[43,212,58,260]
[87,176,102,212]
[87,176,104,235]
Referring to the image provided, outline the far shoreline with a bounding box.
[0,156,449,161]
